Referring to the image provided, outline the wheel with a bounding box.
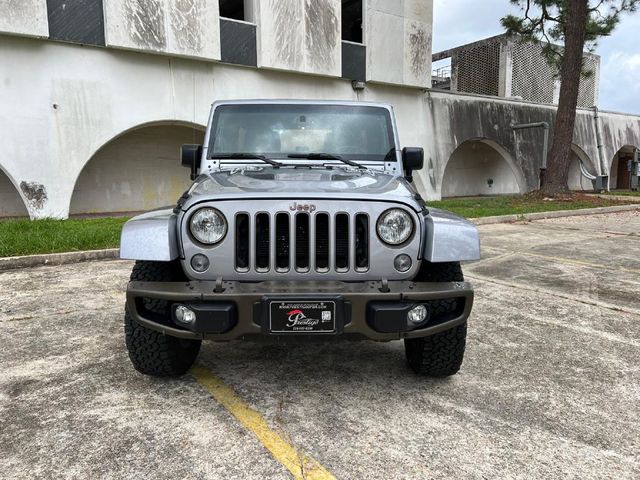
[413,261,463,282]
[124,261,201,377]
[405,262,468,377]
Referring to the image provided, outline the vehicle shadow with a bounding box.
[194,338,454,391]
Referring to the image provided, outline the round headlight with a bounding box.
[377,208,414,245]
[189,208,227,245]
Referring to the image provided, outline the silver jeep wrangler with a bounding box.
[120,100,480,377]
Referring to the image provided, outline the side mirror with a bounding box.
[402,147,424,183]
[181,144,203,180]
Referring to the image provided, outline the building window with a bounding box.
[342,0,362,43]
[219,0,251,22]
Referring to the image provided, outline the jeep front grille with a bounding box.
[235,212,369,273]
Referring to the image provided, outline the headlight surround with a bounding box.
[376,208,414,245]
[189,207,227,245]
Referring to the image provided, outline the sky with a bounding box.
[432,0,640,115]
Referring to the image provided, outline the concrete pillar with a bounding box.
[255,0,342,77]
[103,0,221,61]
[498,40,513,98]
[365,0,433,88]
[450,56,459,92]
[0,0,48,38]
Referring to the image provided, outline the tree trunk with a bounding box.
[540,0,589,197]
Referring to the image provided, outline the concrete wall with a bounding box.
[70,124,204,214]
[0,0,434,85]
[104,0,221,60]
[568,151,589,191]
[416,90,640,200]
[610,152,621,188]
[442,141,521,197]
[0,35,432,218]
[0,25,639,218]
[0,0,48,37]
[0,169,28,217]
[256,0,341,76]
[366,0,433,87]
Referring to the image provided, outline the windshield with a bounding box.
[209,104,396,162]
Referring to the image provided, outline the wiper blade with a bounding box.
[287,153,365,169]
[213,153,282,168]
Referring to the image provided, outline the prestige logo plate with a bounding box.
[269,301,335,333]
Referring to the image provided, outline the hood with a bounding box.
[181,167,423,211]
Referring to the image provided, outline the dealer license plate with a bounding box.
[269,300,336,333]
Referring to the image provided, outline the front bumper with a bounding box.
[126,280,474,341]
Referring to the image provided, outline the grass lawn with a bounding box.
[0,217,129,257]
[430,194,639,219]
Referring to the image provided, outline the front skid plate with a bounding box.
[126,280,474,341]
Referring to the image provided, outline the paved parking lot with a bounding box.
[1,211,639,479]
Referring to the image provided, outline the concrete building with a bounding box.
[0,1,638,219]
[432,34,600,107]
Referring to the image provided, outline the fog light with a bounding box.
[191,254,209,272]
[175,305,196,325]
[394,254,412,272]
[407,304,428,325]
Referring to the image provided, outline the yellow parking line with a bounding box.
[191,366,336,480]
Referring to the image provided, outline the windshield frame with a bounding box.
[206,102,398,167]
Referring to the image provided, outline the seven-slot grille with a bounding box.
[235,212,369,273]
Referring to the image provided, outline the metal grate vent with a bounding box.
[577,54,599,108]
[511,39,599,107]
[455,42,501,96]
[511,40,557,104]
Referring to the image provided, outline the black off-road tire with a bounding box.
[405,262,467,377]
[125,261,201,377]
[413,261,464,282]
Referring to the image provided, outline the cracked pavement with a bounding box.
[1,210,639,479]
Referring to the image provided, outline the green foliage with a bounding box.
[0,217,129,257]
[501,0,639,74]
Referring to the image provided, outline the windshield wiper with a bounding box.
[213,153,283,168]
[287,153,365,169]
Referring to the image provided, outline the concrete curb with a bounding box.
[471,204,640,225]
[0,249,120,272]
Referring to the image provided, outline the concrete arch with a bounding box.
[568,144,597,191]
[609,144,638,190]
[69,121,206,215]
[441,138,527,197]
[0,164,29,218]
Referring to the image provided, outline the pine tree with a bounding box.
[502,0,638,197]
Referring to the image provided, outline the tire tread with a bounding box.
[405,262,468,377]
[125,261,200,377]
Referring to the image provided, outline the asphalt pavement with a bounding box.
[1,211,639,479]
